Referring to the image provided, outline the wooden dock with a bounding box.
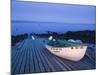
[11,38,96,75]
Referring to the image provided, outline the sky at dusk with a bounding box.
[11,1,96,35]
[12,1,96,24]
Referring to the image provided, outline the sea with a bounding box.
[11,21,96,35]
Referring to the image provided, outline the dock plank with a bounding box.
[11,38,96,75]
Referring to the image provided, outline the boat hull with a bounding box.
[45,45,87,61]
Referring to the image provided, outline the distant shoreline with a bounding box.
[11,30,96,46]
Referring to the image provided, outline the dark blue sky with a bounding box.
[12,1,96,24]
[11,1,96,35]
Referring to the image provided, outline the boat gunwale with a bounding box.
[45,44,87,48]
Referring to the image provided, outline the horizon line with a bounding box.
[11,20,96,25]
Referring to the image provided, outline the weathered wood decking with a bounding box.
[11,38,96,75]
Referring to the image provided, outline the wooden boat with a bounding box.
[44,40,87,61]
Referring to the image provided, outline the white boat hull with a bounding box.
[45,45,87,61]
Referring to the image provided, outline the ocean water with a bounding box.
[11,21,96,35]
